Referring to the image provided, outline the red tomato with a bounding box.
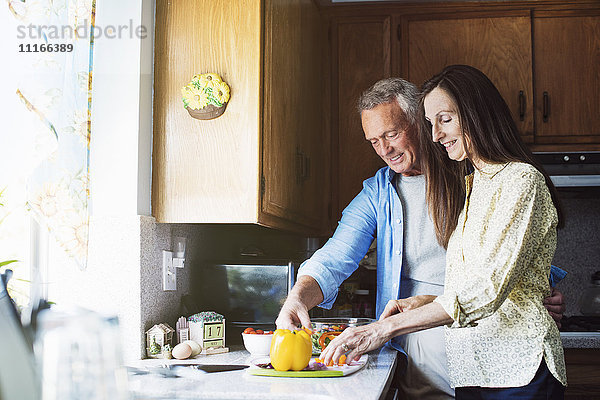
[255,329,264,334]
[243,327,255,334]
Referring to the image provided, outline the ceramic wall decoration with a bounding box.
[181,73,231,120]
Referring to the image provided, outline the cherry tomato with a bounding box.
[243,327,255,334]
[256,329,264,334]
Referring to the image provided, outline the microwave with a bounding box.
[194,260,298,343]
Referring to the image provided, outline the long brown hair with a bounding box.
[418,65,563,248]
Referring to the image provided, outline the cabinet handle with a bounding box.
[296,149,304,184]
[303,155,310,180]
[543,91,549,122]
[518,91,525,121]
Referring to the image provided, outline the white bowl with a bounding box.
[241,333,273,356]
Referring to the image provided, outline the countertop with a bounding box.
[560,332,600,348]
[127,345,398,400]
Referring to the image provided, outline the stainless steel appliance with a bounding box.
[195,260,298,344]
[535,152,600,187]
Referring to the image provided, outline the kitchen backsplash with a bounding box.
[552,188,600,316]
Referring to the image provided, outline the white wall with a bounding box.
[90,0,154,217]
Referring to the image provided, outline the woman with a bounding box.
[320,65,566,399]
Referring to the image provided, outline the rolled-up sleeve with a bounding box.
[297,178,378,309]
[435,168,557,327]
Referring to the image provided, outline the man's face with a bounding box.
[361,101,421,176]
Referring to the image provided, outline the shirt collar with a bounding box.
[475,161,510,179]
[386,167,396,183]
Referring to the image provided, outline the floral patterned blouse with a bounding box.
[434,161,567,388]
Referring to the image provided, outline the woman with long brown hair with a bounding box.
[418,64,566,398]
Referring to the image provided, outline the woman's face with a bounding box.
[424,87,470,163]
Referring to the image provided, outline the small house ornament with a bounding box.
[188,311,228,354]
[145,323,175,359]
[176,316,190,344]
[181,73,230,120]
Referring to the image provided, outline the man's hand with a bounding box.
[275,296,312,331]
[544,287,566,328]
[275,275,324,331]
[378,295,437,320]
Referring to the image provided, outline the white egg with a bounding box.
[183,340,202,357]
[172,343,192,360]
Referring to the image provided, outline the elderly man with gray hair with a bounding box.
[276,78,565,399]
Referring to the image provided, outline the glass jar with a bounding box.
[580,271,600,316]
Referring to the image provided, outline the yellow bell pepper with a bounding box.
[269,329,312,371]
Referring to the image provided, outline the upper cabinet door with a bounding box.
[533,11,600,144]
[261,0,327,231]
[331,16,390,221]
[401,11,534,141]
[153,0,262,223]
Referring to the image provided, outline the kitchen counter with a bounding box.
[127,345,398,400]
[560,332,600,349]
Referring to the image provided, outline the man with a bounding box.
[276,78,565,399]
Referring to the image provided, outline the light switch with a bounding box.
[162,250,176,291]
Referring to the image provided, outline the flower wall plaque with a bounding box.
[181,73,231,120]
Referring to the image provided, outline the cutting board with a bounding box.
[247,354,368,377]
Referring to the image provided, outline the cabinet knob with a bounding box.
[580,155,586,162]
[563,155,570,162]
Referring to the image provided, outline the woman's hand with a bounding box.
[318,320,391,366]
[379,295,437,320]
[319,302,453,366]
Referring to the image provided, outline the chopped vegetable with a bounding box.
[318,331,342,351]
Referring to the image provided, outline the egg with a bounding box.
[172,342,192,360]
[183,340,202,357]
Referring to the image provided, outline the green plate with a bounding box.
[248,369,343,377]
[247,354,368,378]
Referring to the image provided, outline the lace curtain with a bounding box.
[4,0,96,273]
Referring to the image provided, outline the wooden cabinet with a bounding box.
[401,11,534,141]
[564,348,600,398]
[533,10,600,145]
[152,0,328,234]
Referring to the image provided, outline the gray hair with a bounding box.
[357,78,420,126]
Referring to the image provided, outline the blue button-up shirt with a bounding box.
[298,166,404,318]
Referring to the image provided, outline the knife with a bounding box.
[168,363,249,373]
